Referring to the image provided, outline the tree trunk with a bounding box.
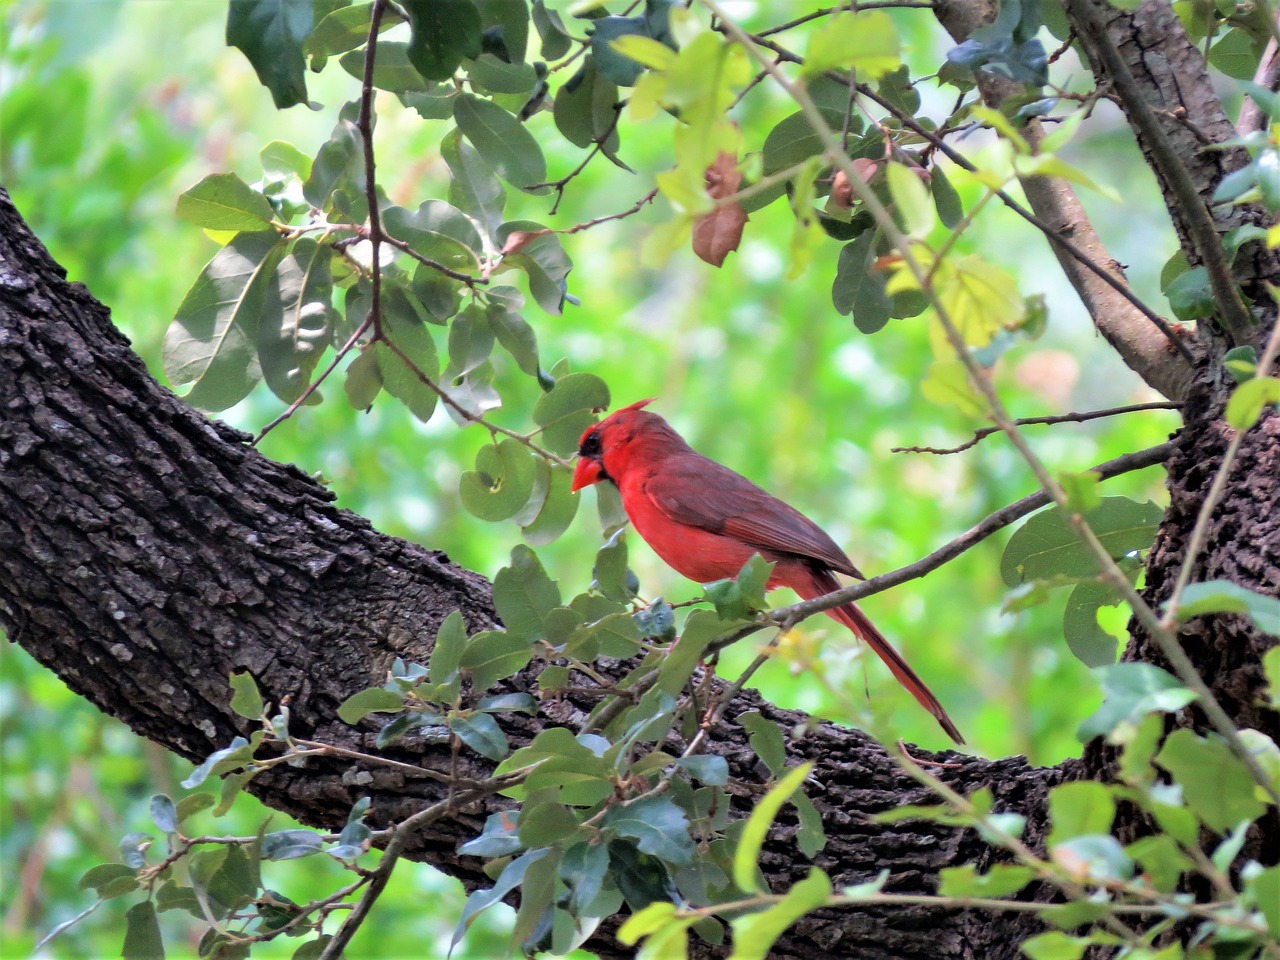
[0,185,1274,958]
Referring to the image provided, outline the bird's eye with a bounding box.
[579,432,601,457]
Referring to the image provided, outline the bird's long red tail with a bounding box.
[795,569,965,745]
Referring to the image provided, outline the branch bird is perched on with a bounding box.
[571,398,964,745]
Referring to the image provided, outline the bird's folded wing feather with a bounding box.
[641,455,863,579]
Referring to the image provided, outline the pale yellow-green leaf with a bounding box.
[804,11,901,80]
[1014,154,1121,203]
[610,34,677,71]
[641,215,692,268]
[656,169,713,216]
[667,5,703,47]
[921,358,988,417]
[886,162,934,239]
[933,255,1025,350]
[618,902,679,945]
[733,762,812,893]
[1225,375,1280,431]
[1268,223,1280,248]
[970,105,1030,154]
[1037,109,1086,155]
[629,71,668,122]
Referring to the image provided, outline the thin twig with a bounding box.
[253,314,373,445]
[357,0,390,341]
[892,401,1183,456]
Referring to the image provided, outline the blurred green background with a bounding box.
[1,2,1180,956]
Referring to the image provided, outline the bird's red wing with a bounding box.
[641,455,864,579]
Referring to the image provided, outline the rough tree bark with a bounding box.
[2,1,1279,936]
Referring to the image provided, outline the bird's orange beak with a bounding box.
[571,457,603,492]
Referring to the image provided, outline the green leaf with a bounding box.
[455,94,547,192]
[734,762,812,893]
[520,463,579,545]
[1047,781,1115,848]
[175,793,215,828]
[122,900,165,960]
[150,794,179,835]
[675,755,728,786]
[492,544,561,639]
[303,118,361,208]
[374,308,440,423]
[459,439,537,522]
[227,0,312,109]
[1125,834,1194,893]
[383,200,484,272]
[181,735,257,790]
[592,526,633,601]
[177,173,275,231]
[164,232,287,411]
[306,3,389,61]
[430,610,468,685]
[261,829,325,861]
[228,670,265,720]
[931,165,964,228]
[729,868,832,960]
[1164,266,1215,321]
[1001,498,1162,586]
[1257,149,1280,213]
[762,109,845,178]
[445,304,496,378]
[886,162,933,238]
[939,863,1035,898]
[1175,579,1280,635]
[443,128,506,238]
[554,57,621,155]
[532,371,610,455]
[1021,931,1091,960]
[343,345,382,409]
[618,902,679,946]
[793,790,826,858]
[1247,863,1280,937]
[739,711,787,776]
[1062,581,1121,668]
[460,630,533,693]
[591,15,650,86]
[655,609,726,697]
[496,220,573,313]
[258,237,335,404]
[1155,729,1267,833]
[804,10,900,79]
[452,849,551,950]
[79,862,139,897]
[336,686,404,724]
[1225,375,1280,431]
[518,801,581,848]
[487,292,541,375]
[403,0,482,81]
[450,711,510,760]
[603,796,694,866]
[1078,663,1197,742]
[1265,646,1280,709]
[339,42,430,93]
[833,231,891,334]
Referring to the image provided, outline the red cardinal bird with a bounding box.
[571,398,964,745]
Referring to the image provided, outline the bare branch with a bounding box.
[891,401,1183,456]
